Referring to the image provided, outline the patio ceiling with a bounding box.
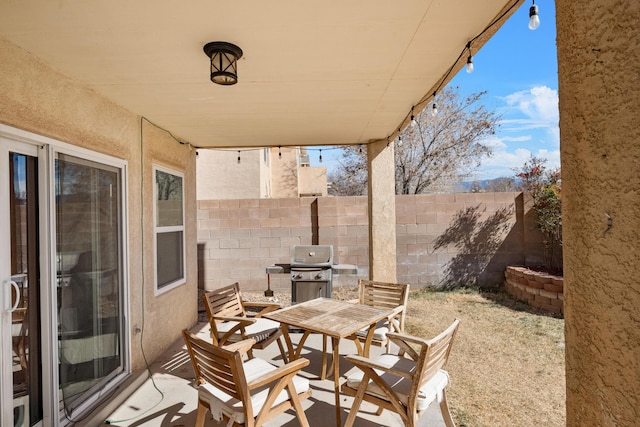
[0,0,522,149]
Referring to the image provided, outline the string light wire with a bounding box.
[393,0,525,142]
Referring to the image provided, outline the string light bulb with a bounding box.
[319,149,323,163]
[237,150,241,164]
[431,92,438,117]
[465,43,474,73]
[278,146,282,159]
[410,106,417,127]
[397,134,403,146]
[528,0,540,30]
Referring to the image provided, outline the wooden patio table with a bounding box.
[263,297,395,426]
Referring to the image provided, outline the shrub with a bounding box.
[515,156,562,271]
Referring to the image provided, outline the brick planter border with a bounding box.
[504,266,564,315]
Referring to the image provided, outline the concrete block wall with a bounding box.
[396,192,526,287]
[198,198,313,292]
[198,192,535,291]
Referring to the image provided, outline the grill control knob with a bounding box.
[314,272,323,279]
[293,273,302,280]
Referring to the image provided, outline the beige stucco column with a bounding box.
[367,140,397,282]
[556,1,640,425]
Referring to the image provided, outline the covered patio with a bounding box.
[1,0,639,426]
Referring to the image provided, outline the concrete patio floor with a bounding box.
[102,322,448,427]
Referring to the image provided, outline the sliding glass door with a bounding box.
[1,127,128,426]
[0,142,43,427]
[55,153,125,419]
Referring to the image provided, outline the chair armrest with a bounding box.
[241,301,282,317]
[246,357,311,390]
[344,354,414,380]
[386,305,406,332]
[388,305,405,317]
[385,332,428,361]
[386,331,427,346]
[222,338,257,355]
[213,315,256,326]
[212,316,256,345]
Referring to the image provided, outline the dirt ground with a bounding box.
[241,286,566,427]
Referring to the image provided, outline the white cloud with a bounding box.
[499,86,560,147]
[503,86,559,123]
[481,135,507,150]
[474,136,561,180]
[501,135,532,142]
[468,84,562,180]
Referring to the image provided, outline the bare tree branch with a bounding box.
[328,87,500,196]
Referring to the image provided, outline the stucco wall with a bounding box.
[196,148,264,200]
[198,192,530,291]
[270,147,299,198]
[556,0,640,425]
[0,38,198,373]
[298,165,328,196]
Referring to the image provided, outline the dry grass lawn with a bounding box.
[331,286,565,426]
[245,286,565,426]
[404,288,565,427]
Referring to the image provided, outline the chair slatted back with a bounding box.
[358,279,410,337]
[182,329,247,402]
[343,319,461,427]
[202,282,246,321]
[358,279,410,310]
[416,319,460,389]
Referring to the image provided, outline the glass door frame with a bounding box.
[1,123,131,426]
[0,131,51,427]
[52,146,131,423]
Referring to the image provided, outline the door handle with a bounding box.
[4,280,20,312]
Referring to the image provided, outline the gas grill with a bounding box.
[290,245,333,304]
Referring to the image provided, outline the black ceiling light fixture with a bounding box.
[203,41,243,85]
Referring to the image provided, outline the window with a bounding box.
[154,166,185,293]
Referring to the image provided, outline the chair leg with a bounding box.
[195,400,209,427]
[288,388,310,427]
[320,335,328,379]
[440,388,456,427]
[344,396,363,427]
[344,378,369,427]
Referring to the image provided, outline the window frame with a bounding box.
[153,165,186,295]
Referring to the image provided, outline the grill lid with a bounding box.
[291,245,333,267]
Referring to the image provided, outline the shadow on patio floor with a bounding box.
[103,322,447,427]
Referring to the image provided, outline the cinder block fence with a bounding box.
[197,192,544,292]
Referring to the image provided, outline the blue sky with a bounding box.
[313,0,559,181]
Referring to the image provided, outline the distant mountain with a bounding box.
[456,177,518,192]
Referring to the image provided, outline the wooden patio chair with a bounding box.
[202,282,287,361]
[347,279,410,357]
[341,318,461,427]
[182,329,312,427]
